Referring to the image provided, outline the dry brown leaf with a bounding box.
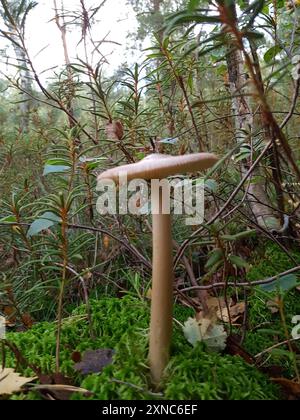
[206,297,226,312]
[198,315,213,337]
[74,349,114,375]
[2,305,16,327]
[31,384,92,395]
[103,235,110,250]
[105,121,124,141]
[217,302,245,323]
[37,373,74,400]
[196,297,227,323]
[0,368,36,396]
[271,378,300,399]
[21,313,34,329]
[267,298,280,314]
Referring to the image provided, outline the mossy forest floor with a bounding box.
[1,242,300,400]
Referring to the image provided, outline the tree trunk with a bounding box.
[6,24,33,134]
[221,0,280,231]
[14,45,32,132]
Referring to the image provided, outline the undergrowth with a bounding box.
[243,242,300,376]
[2,295,280,400]
[3,242,300,400]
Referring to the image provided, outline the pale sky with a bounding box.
[1,0,140,83]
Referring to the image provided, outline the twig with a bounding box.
[0,222,151,270]
[178,265,300,292]
[174,140,273,268]
[281,77,300,129]
[67,223,151,270]
[255,338,300,360]
[55,263,94,339]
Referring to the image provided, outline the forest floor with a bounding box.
[1,241,300,400]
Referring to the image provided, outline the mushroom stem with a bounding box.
[149,187,174,386]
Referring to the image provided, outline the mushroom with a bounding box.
[98,153,218,385]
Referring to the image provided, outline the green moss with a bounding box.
[247,241,300,282]
[1,295,280,400]
[164,346,278,400]
[241,242,300,375]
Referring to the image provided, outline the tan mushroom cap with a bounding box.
[98,153,218,183]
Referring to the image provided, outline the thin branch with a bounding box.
[255,338,300,360]
[177,265,300,292]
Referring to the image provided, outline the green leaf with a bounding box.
[222,230,256,242]
[0,215,17,223]
[43,165,70,176]
[86,162,100,170]
[27,212,61,237]
[264,45,282,64]
[159,137,179,145]
[257,329,282,336]
[244,30,264,41]
[45,159,71,167]
[270,348,294,359]
[166,12,220,33]
[235,146,251,162]
[229,255,250,269]
[204,179,218,192]
[205,248,223,269]
[260,274,299,293]
[216,64,227,76]
[79,157,106,171]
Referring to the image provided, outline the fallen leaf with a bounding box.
[182,318,201,347]
[206,297,226,312]
[0,368,36,396]
[38,373,72,386]
[196,296,227,323]
[267,298,280,314]
[2,306,16,327]
[31,384,92,396]
[183,315,227,352]
[217,302,245,323]
[71,351,82,363]
[202,324,227,352]
[74,349,115,375]
[21,313,34,329]
[83,271,92,281]
[271,378,300,399]
[260,365,284,378]
[37,373,74,400]
[226,335,255,364]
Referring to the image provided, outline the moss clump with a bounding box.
[247,242,300,282]
[164,346,278,400]
[1,295,280,400]
[242,242,300,375]
[3,296,150,377]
